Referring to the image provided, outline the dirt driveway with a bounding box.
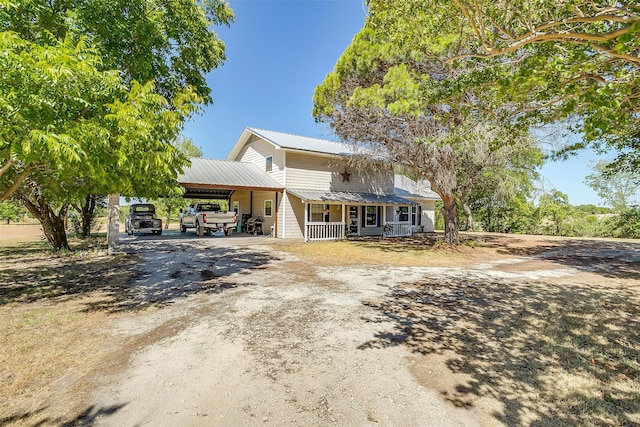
[81,233,476,426]
[64,232,637,426]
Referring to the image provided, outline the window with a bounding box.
[398,206,409,222]
[365,206,378,227]
[264,200,273,217]
[411,206,419,226]
[309,204,328,222]
[265,156,273,172]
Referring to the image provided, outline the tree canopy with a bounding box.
[313,7,542,243]
[0,0,234,249]
[363,0,640,172]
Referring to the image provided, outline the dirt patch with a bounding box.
[1,232,639,426]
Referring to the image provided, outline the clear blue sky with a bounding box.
[183,0,609,207]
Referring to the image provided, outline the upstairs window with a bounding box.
[265,156,273,172]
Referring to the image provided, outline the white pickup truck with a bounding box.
[179,202,237,236]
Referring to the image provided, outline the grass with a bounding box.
[0,238,138,426]
[278,234,493,267]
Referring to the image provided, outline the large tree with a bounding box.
[1,0,233,249]
[313,21,539,243]
[364,0,640,172]
[584,160,639,211]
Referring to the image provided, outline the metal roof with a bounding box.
[394,175,440,200]
[247,128,355,156]
[177,158,283,199]
[287,189,417,205]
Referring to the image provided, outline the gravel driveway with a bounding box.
[87,232,480,426]
[85,231,640,426]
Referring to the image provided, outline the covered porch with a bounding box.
[287,189,416,242]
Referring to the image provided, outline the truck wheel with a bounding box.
[157,229,162,236]
[180,223,186,233]
[197,221,204,237]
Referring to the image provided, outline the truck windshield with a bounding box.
[133,205,154,213]
[198,204,220,211]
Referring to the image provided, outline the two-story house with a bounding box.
[178,128,440,241]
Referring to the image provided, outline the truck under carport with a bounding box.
[177,158,284,236]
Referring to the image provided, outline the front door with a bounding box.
[348,205,359,235]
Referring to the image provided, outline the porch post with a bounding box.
[304,202,308,242]
[274,191,279,238]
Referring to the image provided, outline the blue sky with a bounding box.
[183,0,609,207]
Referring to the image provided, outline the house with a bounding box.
[178,128,440,241]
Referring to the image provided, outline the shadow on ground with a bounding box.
[483,235,640,280]
[360,276,640,426]
[0,240,277,312]
[1,404,127,426]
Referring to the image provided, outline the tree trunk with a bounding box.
[79,194,97,237]
[21,195,70,250]
[462,202,474,232]
[165,204,171,229]
[441,194,459,244]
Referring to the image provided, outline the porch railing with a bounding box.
[306,222,345,241]
[383,222,412,237]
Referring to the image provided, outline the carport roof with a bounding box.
[287,189,417,205]
[178,158,283,199]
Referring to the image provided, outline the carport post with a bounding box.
[107,193,120,255]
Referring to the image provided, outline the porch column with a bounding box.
[304,202,308,242]
[274,191,279,238]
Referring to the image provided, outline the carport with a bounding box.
[177,158,284,235]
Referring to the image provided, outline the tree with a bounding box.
[584,160,638,211]
[364,0,640,172]
[1,1,233,249]
[313,16,539,243]
[0,200,25,224]
[152,136,203,229]
[537,190,573,236]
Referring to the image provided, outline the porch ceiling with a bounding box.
[287,189,417,205]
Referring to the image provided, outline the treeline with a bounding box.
[435,191,640,239]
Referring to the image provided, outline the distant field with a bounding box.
[0,224,43,242]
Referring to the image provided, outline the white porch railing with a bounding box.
[383,222,412,237]
[306,222,345,241]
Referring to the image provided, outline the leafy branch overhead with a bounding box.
[363,0,640,171]
[0,0,234,249]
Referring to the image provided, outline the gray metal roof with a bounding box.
[287,189,417,205]
[247,128,355,156]
[178,158,283,198]
[394,175,440,200]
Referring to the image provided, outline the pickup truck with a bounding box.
[179,202,237,236]
[125,203,162,235]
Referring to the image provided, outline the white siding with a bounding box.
[284,192,305,239]
[285,152,394,194]
[233,137,285,185]
[421,200,436,232]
